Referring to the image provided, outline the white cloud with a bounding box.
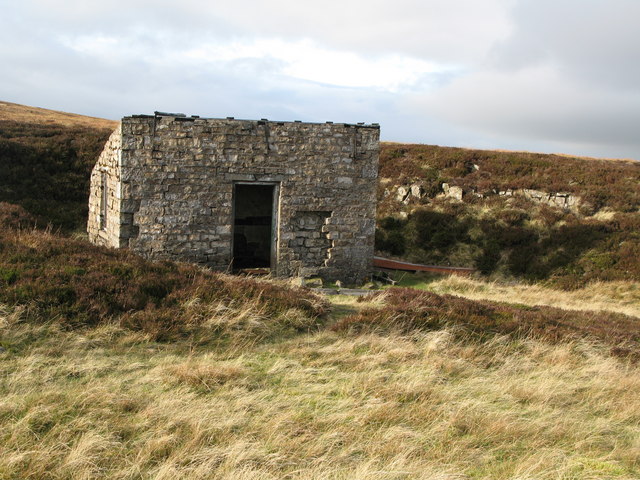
[20,0,513,61]
[185,39,453,91]
[403,0,640,158]
[59,32,455,92]
[1,0,639,159]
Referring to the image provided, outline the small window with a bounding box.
[100,172,107,230]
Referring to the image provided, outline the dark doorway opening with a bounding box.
[232,183,277,271]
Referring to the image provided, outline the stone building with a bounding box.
[87,113,380,283]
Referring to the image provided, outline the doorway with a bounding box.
[232,183,278,271]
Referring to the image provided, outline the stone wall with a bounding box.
[88,114,379,284]
[87,126,124,247]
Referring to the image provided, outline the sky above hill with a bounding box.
[1,0,639,160]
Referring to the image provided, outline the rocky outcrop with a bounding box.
[442,183,464,201]
[390,179,582,212]
[494,188,580,209]
[519,189,579,209]
[395,183,426,204]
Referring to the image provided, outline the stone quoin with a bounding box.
[87,113,380,284]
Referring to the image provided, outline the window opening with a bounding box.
[100,171,107,230]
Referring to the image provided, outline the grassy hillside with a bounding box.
[0,103,639,478]
[1,213,639,478]
[0,101,116,231]
[376,143,640,288]
[394,272,640,318]
[3,302,639,479]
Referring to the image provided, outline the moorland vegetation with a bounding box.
[2,204,639,478]
[1,102,639,478]
[0,101,115,230]
[376,143,640,288]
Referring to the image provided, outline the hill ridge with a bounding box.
[0,100,118,130]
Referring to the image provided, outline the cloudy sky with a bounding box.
[2,0,639,159]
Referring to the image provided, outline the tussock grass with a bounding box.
[334,288,640,359]
[1,302,639,479]
[418,274,640,319]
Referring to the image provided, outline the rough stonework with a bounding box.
[88,113,380,284]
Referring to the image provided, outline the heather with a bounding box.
[0,119,113,230]
[376,143,640,287]
[333,288,640,359]
[0,220,327,341]
[378,143,640,213]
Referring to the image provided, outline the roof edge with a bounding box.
[124,113,380,129]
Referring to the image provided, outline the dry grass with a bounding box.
[334,288,640,360]
[0,100,118,130]
[1,296,639,479]
[420,275,640,319]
